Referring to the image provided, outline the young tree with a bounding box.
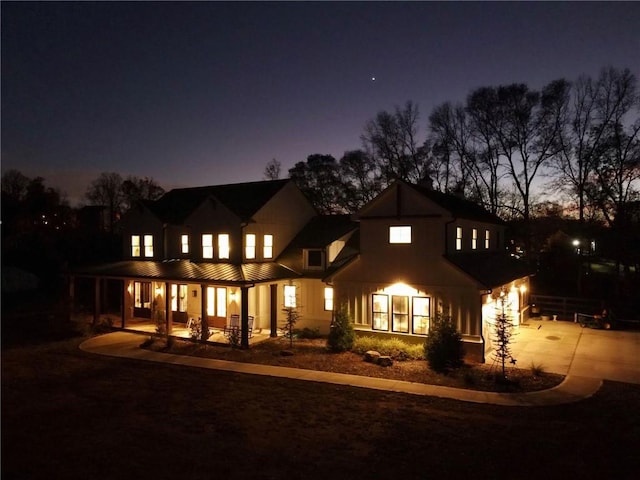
[327,305,355,352]
[263,158,282,180]
[490,292,517,380]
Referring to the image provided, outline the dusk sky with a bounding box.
[2,1,639,205]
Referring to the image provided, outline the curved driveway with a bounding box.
[78,322,638,407]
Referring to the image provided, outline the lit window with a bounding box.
[456,227,463,251]
[264,234,273,259]
[181,234,189,254]
[485,230,490,249]
[245,234,256,259]
[131,235,140,257]
[144,235,153,257]
[218,234,230,259]
[207,287,215,316]
[392,295,409,333]
[134,281,151,309]
[324,287,333,311]
[372,294,389,330]
[389,226,411,244]
[412,297,430,335]
[472,228,478,250]
[202,234,213,259]
[284,285,296,308]
[171,284,187,312]
[216,287,227,317]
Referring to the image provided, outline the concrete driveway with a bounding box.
[508,319,640,384]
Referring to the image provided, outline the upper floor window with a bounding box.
[131,235,141,257]
[324,287,334,311]
[472,228,478,250]
[305,249,324,270]
[202,234,213,259]
[181,234,189,254]
[245,234,256,259]
[389,226,411,244]
[284,285,297,308]
[485,230,490,249]
[456,227,463,251]
[144,235,153,257]
[264,234,273,259]
[218,234,230,259]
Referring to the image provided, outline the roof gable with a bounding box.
[144,179,291,224]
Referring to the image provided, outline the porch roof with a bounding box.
[445,252,534,289]
[71,260,300,284]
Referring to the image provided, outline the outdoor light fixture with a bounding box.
[519,285,526,294]
[155,285,163,295]
[230,290,237,301]
[572,239,580,247]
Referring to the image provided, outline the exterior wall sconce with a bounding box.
[230,290,237,301]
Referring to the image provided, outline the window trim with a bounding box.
[181,234,189,254]
[472,228,478,250]
[304,249,324,270]
[485,229,490,249]
[456,226,463,251]
[202,234,213,259]
[324,287,333,311]
[412,296,430,335]
[263,234,273,259]
[372,293,389,331]
[218,233,230,260]
[144,234,153,258]
[389,225,412,244]
[245,233,256,260]
[391,295,409,333]
[131,235,141,257]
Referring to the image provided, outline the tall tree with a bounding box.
[1,169,30,201]
[361,101,431,186]
[288,154,344,214]
[338,150,381,212]
[85,172,124,231]
[121,175,165,210]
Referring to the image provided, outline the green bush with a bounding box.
[352,336,424,360]
[327,306,355,352]
[424,316,464,372]
[294,327,323,339]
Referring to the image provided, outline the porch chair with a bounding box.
[247,316,254,339]
[224,314,240,338]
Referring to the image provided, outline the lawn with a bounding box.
[2,334,640,480]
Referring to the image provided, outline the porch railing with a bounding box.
[529,294,602,321]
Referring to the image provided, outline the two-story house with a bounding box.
[327,180,532,362]
[71,179,359,347]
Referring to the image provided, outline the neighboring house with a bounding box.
[72,178,531,362]
[326,180,532,362]
[71,179,357,347]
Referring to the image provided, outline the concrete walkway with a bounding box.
[80,330,605,407]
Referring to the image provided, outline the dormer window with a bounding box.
[131,235,141,257]
[144,235,153,257]
[305,249,324,270]
[389,226,411,244]
[202,234,213,259]
[456,227,463,251]
[218,234,230,260]
[181,234,189,254]
[263,234,273,259]
[245,234,256,259]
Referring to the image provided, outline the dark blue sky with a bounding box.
[2,1,639,205]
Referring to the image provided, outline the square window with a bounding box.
[389,226,411,244]
[306,250,323,269]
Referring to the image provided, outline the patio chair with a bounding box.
[224,314,240,337]
[247,316,254,339]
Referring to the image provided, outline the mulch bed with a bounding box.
[145,336,564,393]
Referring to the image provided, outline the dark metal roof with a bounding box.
[411,183,505,224]
[445,252,534,289]
[143,179,291,224]
[72,260,299,284]
[286,215,358,249]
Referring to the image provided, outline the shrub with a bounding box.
[352,336,424,360]
[530,362,546,377]
[424,315,464,372]
[294,327,323,339]
[327,306,355,352]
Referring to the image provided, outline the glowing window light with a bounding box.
[131,235,140,257]
[284,285,296,308]
[218,234,230,259]
[144,235,153,257]
[202,234,213,259]
[324,287,333,311]
[389,226,411,244]
[245,234,256,259]
[181,234,189,254]
[264,234,273,259]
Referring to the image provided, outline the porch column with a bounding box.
[200,284,209,341]
[120,280,126,328]
[165,282,172,335]
[93,277,101,326]
[270,284,278,337]
[240,285,250,349]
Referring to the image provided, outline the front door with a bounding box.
[206,286,227,328]
[133,281,152,318]
[171,284,189,323]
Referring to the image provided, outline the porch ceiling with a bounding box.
[71,260,299,284]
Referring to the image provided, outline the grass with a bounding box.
[2,334,640,479]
